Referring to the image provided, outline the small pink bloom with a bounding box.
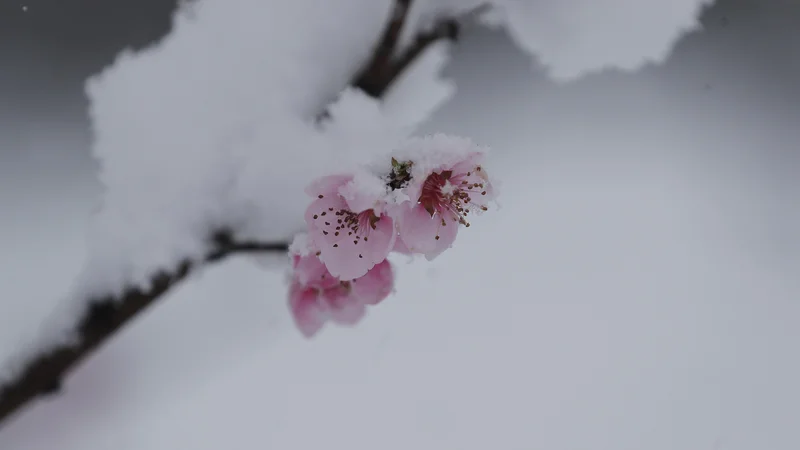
[291,250,338,289]
[397,152,493,260]
[391,235,413,256]
[288,253,395,338]
[288,281,366,338]
[304,175,396,281]
[288,283,327,338]
[351,259,394,305]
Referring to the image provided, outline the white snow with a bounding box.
[78,0,395,300]
[382,40,457,131]
[0,0,466,387]
[404,0,713,81]
[495,0,715,80]
[1,1,800,449]
[391,133,490,180]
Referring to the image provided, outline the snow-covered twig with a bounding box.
[0,0,468,429]
[0,231,286,426]
[354,1,488,97]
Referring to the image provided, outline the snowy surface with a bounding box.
[1,1,800,449]
[404,0,712,80]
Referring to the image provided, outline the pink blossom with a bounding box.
[396,152,493,260]
[304,175,396,281]
[288,253,395,338]
[350,257,394,305]
[391,235,413,255]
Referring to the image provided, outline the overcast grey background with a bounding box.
[1,0,800,449]
[0,0,174,117]
[0,0,797,146]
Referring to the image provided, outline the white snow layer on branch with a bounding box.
[382,41,457,130]
[74,0,456,301]
[407,0,714,81]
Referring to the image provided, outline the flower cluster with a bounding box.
[287,134,495,337]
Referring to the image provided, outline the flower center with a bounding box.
[331,209,378,243]
[418,167,489,227]
[388,158,413,190]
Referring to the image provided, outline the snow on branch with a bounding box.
[478,0,714,81]
[353,0,459,98]
[0,231,286,426]
[0,0,710,429]
[0,0,468,428]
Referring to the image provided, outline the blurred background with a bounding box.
[1,0,799,449]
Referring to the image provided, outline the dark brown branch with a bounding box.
[0,232,287,427]
[0,0,471,429]
[354,0,462,98]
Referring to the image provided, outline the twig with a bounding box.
[354,0,465,98]
[0,0,473,429]
[0,232,287,426]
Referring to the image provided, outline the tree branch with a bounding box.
[354,0,461,98]
[0,232,287,426]
[0,0,471,429]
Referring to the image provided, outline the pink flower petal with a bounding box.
[317,215,396,281]
[293,254,338,289]
[304,195,351,245]
[399,178,423,209]
[391,234,413,255]
[397,205,458,260]
[288,283,327,338]
[449,151,483,176]
[322,285,367,326]
[339,176,387,214]
[352,259,395,305]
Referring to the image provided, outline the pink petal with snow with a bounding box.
[304,174,352,198]
[448,151,484,177]
[397,205,458,260]
[339,177,386,214]
[292,253,338,290]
